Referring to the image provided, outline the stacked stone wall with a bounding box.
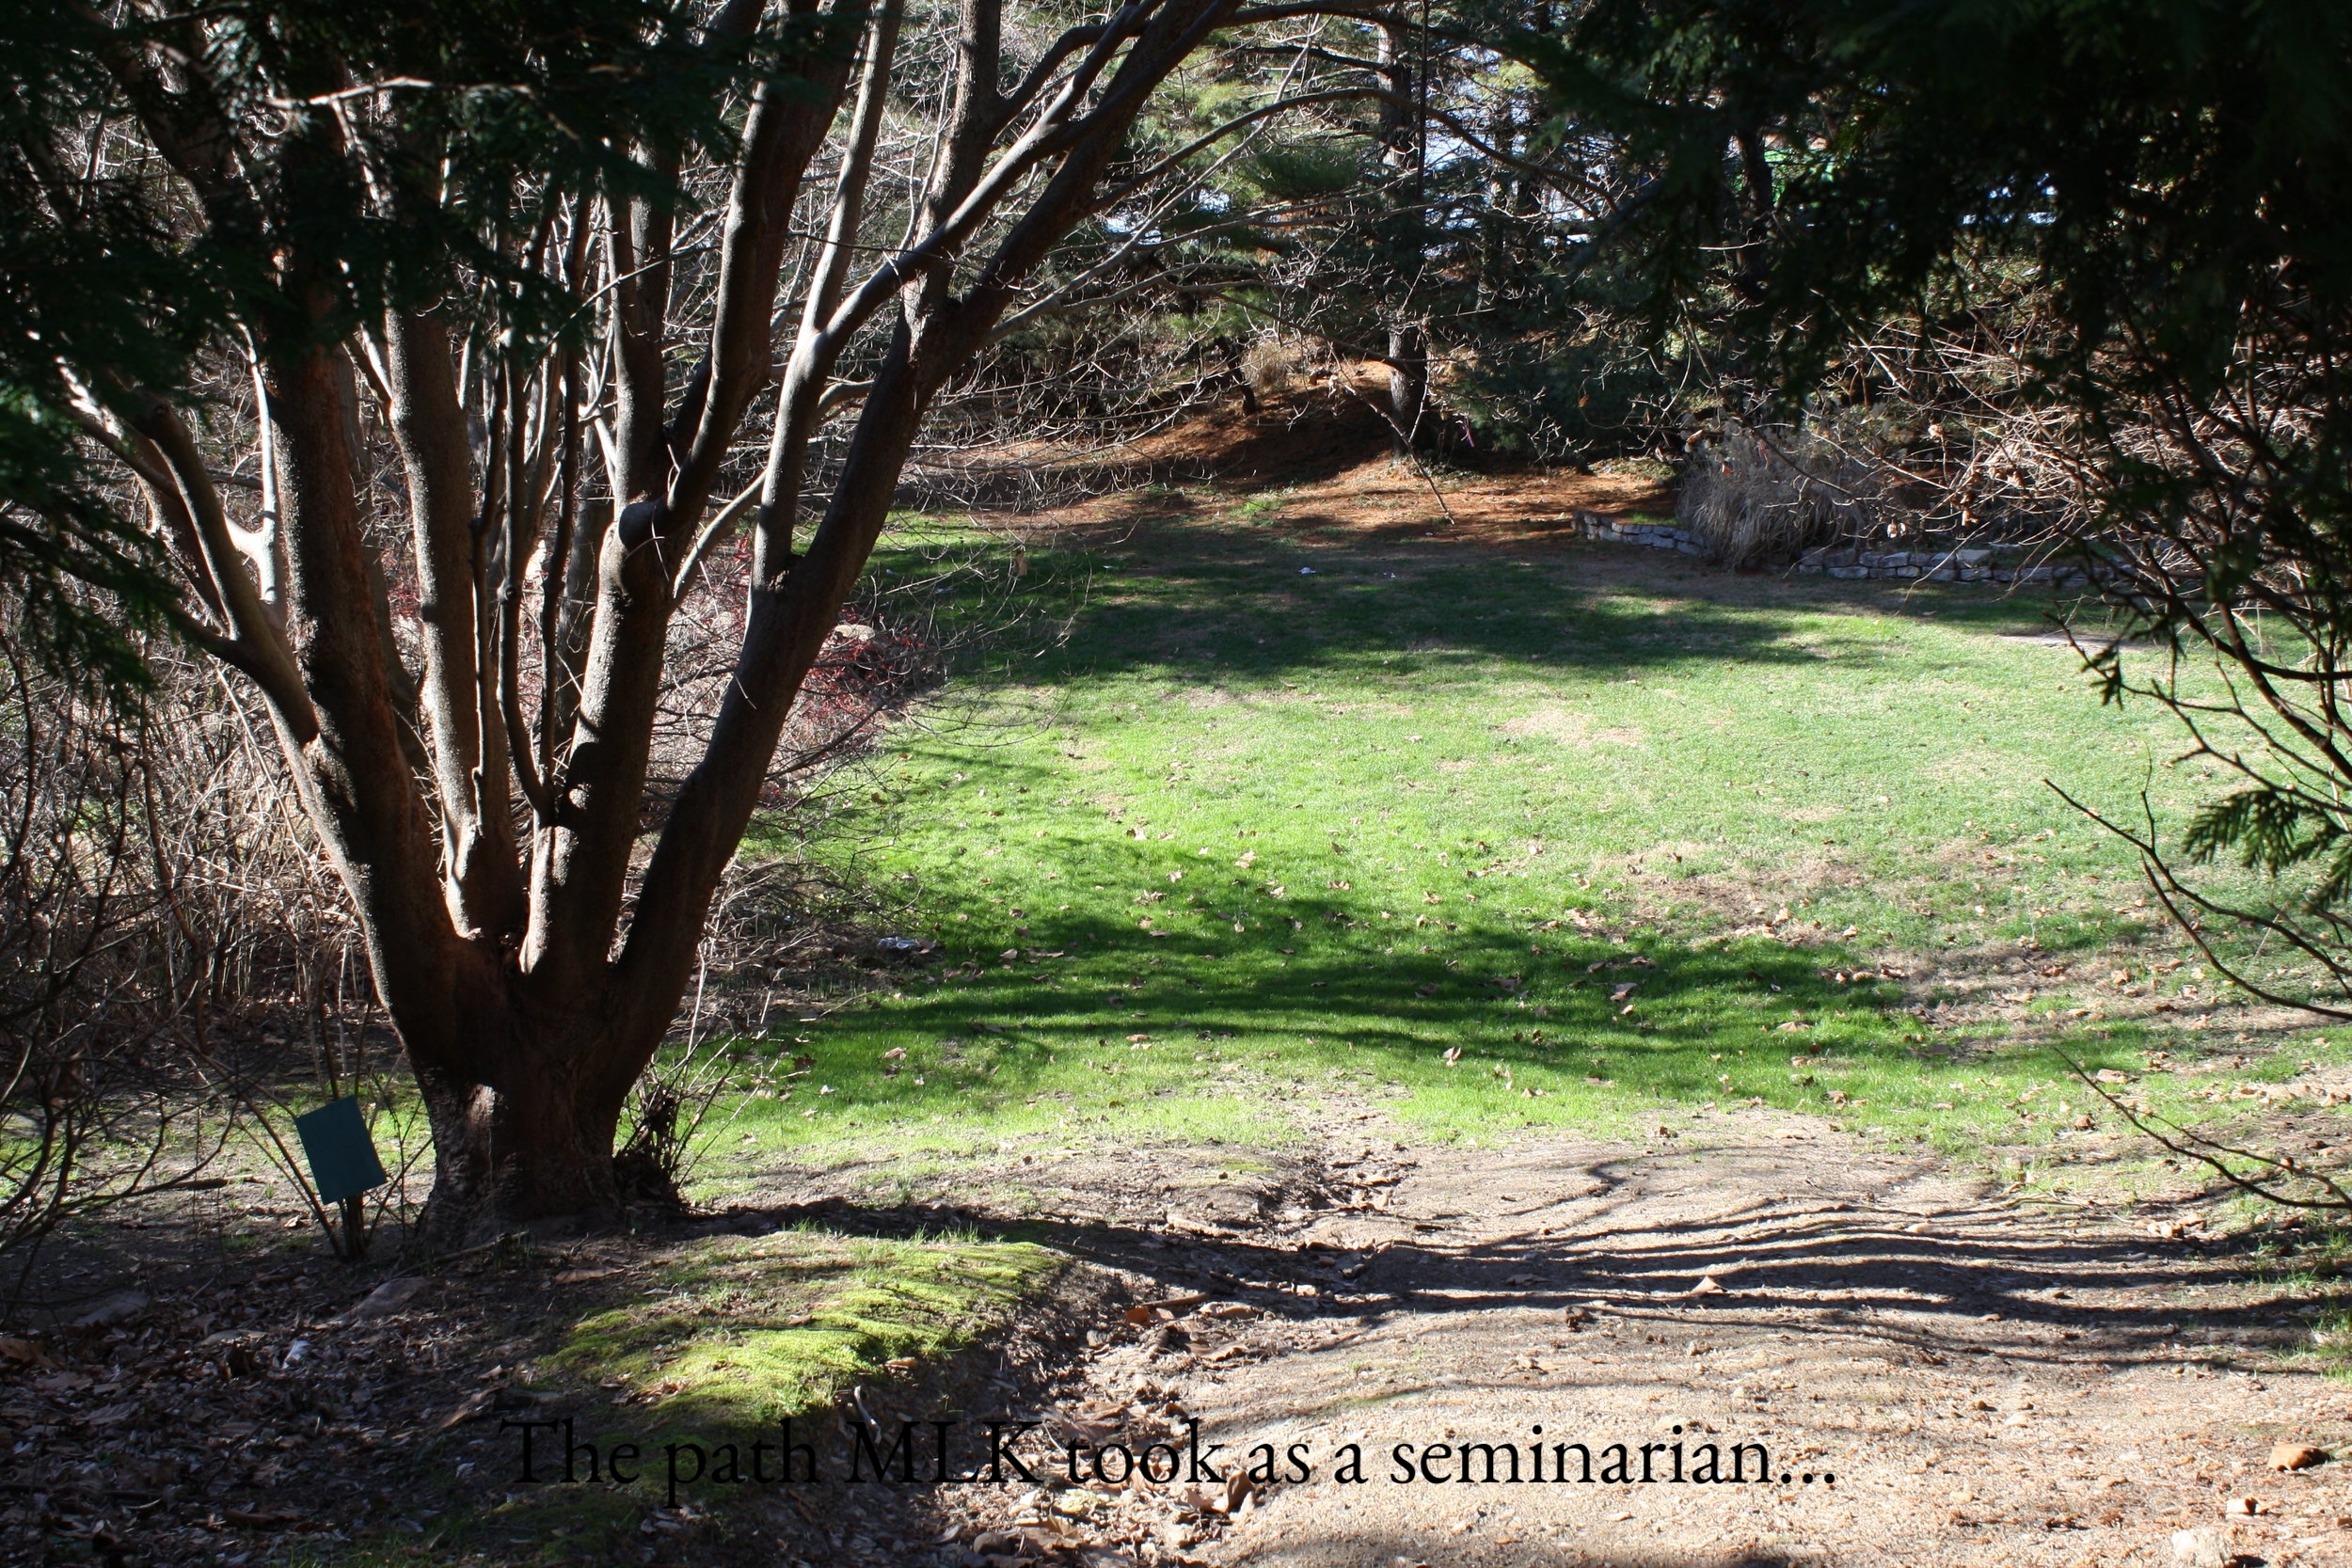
[1569,511,2092,586]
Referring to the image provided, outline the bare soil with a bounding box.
[976,373,1673,542]
[13,1109,2343,1567]
[838,1106,2352,1568]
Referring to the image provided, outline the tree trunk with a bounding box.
[1387,321,1426,451]
[407,1017,638,1243]
[1376,21,1428,453]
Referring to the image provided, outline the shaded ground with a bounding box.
[13,1108,2348,1568]
[0,1218,1108,1566]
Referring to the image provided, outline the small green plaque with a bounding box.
[294,1096,387,1205]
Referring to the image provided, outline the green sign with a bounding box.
[294,1096,387,1205]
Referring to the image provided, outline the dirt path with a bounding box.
[879,1106,2352,1567]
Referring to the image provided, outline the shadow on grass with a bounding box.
[777,903,2140,1141]
[894,501,2106,694]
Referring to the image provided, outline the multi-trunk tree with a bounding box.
[8,0,1372,1238]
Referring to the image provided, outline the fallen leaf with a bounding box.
[1166,1211,1237,1237]
[71,1290,151,1328]
[436,1388,496,1432]
[553,1266,618,1285]
[340,1276,428,1323]
[222,1509,299,1529]
[0,1337,54,1367]
[2271,1443,2328,1471]
[2169,1528,2233,1568]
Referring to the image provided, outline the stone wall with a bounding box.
[1569,510,2090,586]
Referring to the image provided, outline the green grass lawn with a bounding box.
[708,499,2348,1200]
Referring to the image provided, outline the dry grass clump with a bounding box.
[1241,335,1313,403]
[1677,423,1886,565]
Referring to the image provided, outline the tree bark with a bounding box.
[1376,20,1427,451]
[1387,320,1426,450]
[405,1017,633,1241]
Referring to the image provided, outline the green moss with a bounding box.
[293,1231,1068,1567]
[547,1231,1065,1429]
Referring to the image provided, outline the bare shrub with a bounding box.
[0,638,221,1266]
[0,613,447,1276]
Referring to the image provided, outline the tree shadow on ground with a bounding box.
[811,905,2145,1149]
[755,1177,2264,1390]
[935,501,2106,695]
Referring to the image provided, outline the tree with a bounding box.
[0,10,205,696]
[1521,0,2352,1006]
[956,2,1666,465]
[8,0,1341,1239]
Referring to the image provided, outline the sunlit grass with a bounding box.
[705,503,2352,1194]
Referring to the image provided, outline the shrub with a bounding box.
[1675,422,1884,566]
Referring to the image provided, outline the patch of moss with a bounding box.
[547,1230,1066,1429]
[295,1231,1069,1567]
